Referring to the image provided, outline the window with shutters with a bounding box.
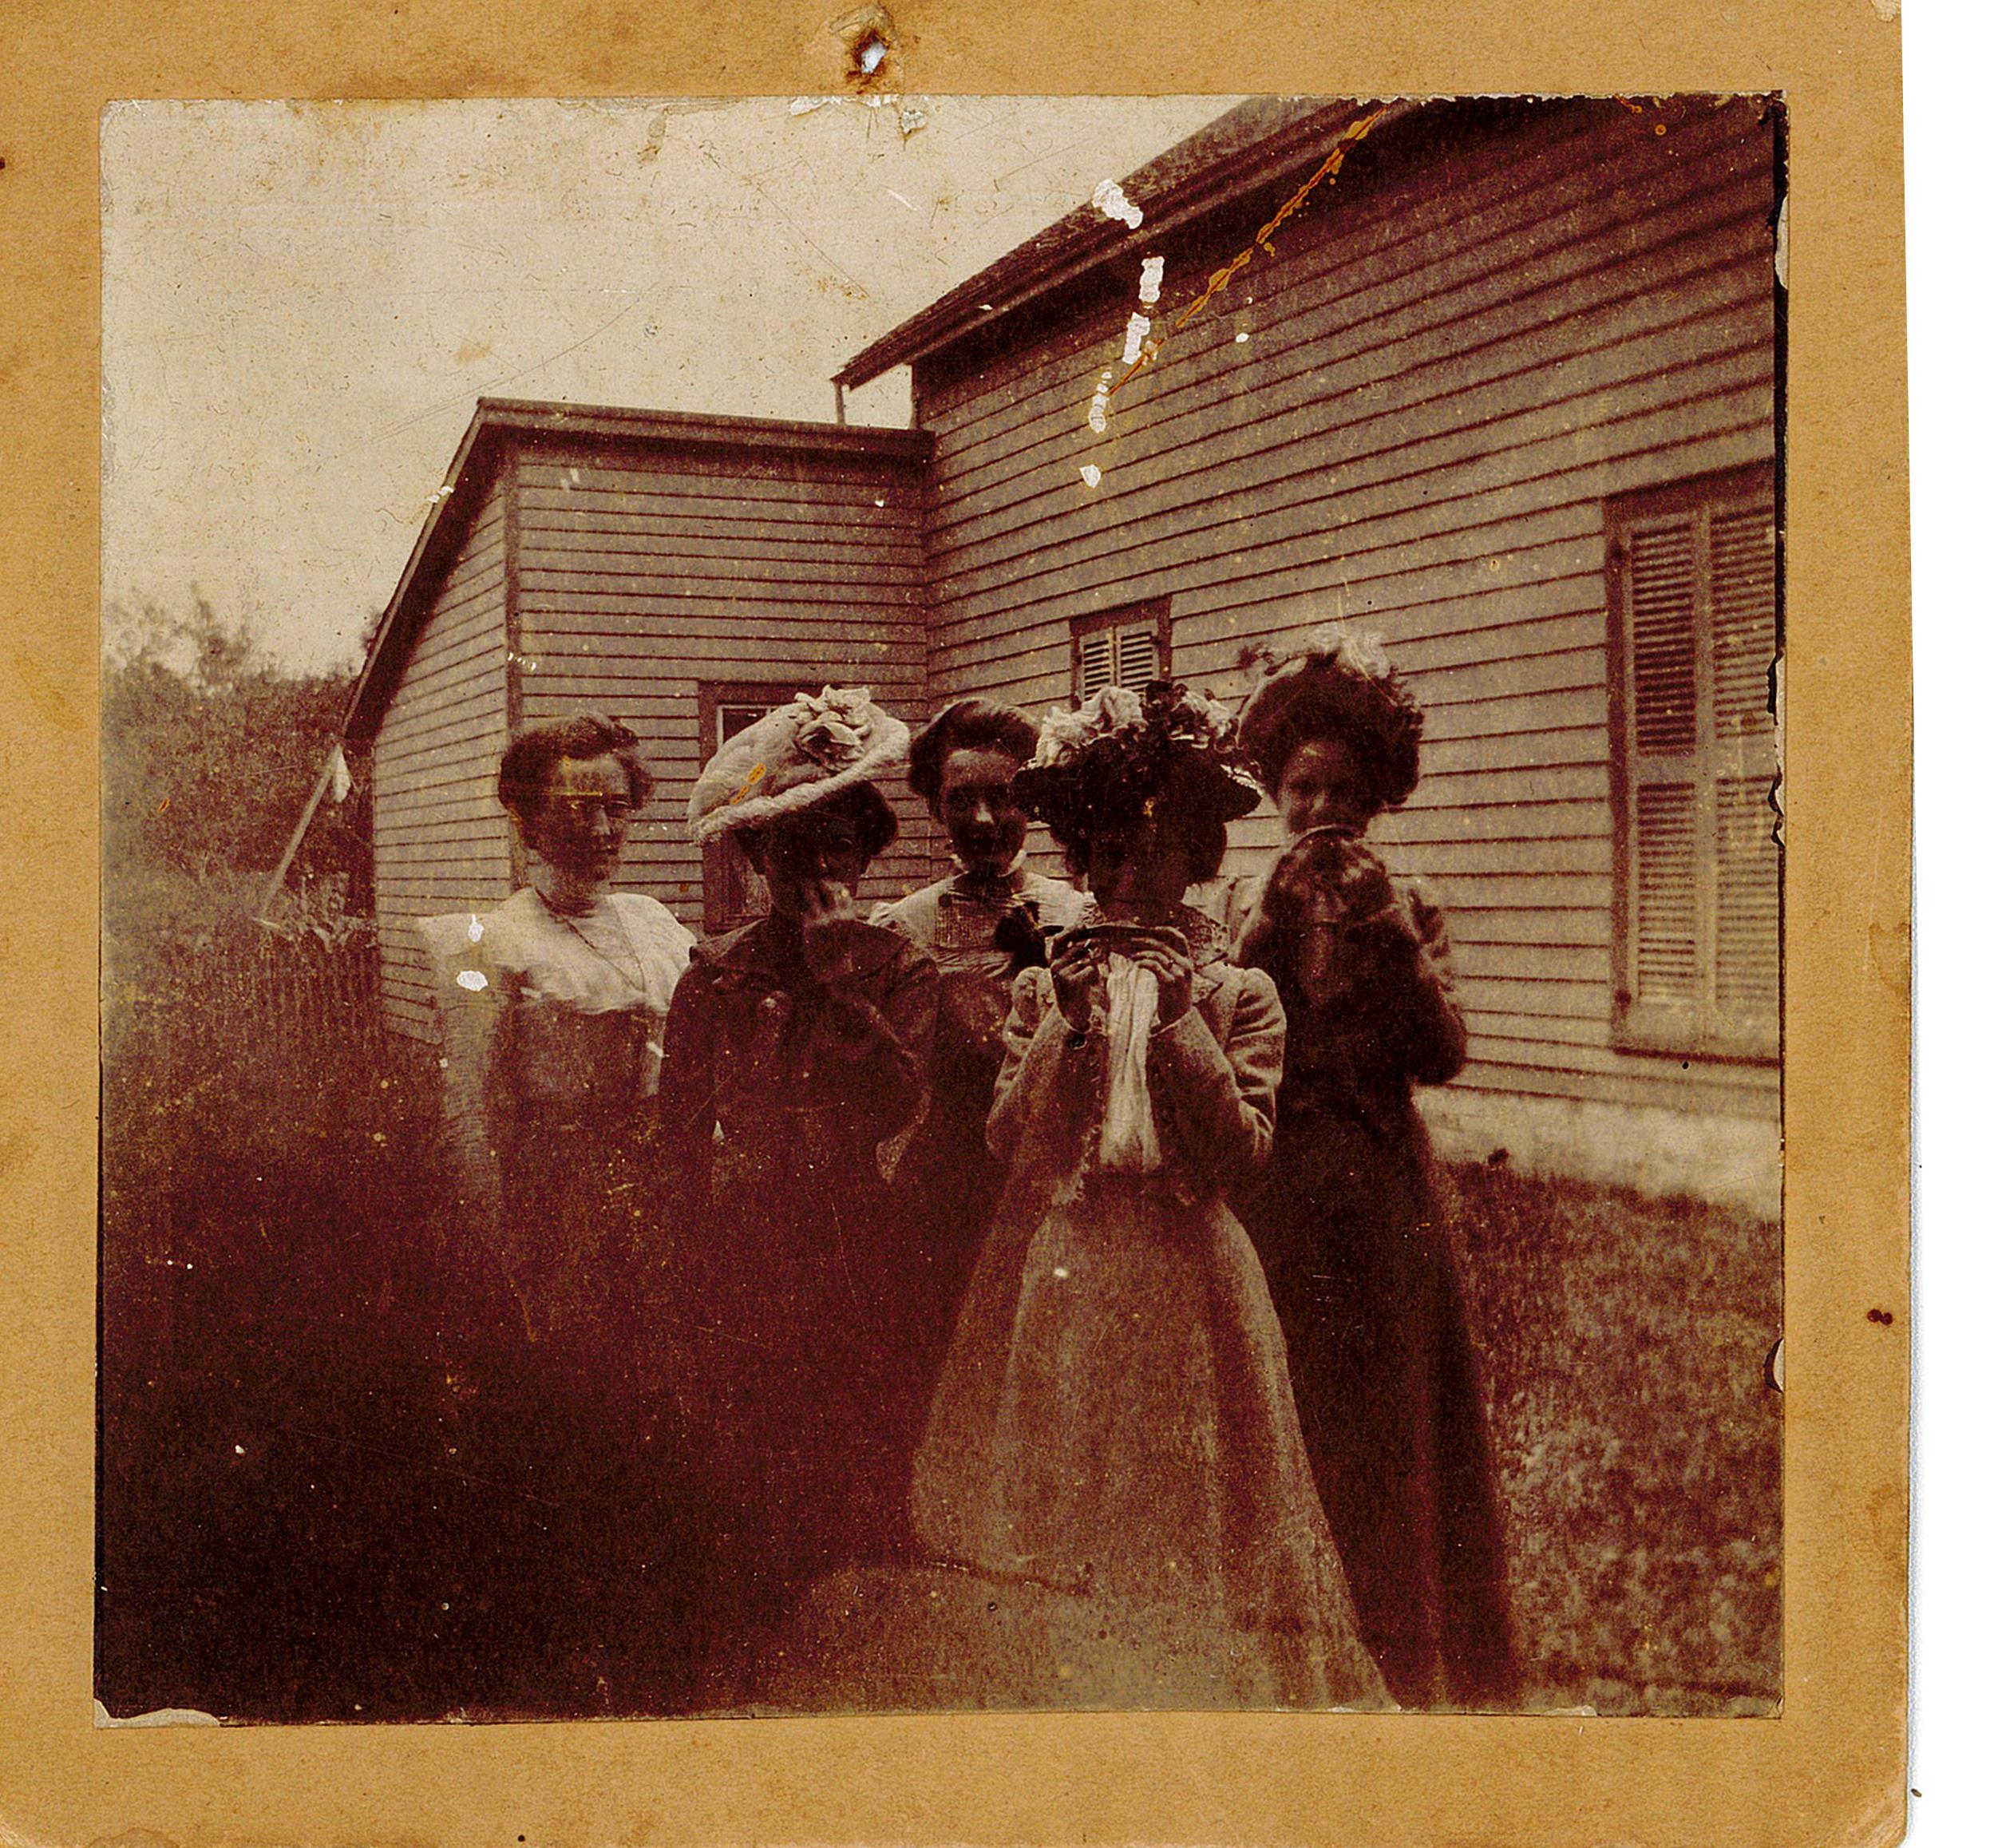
[698,680,803,935]
[1605,465,1780,1062]
[1071,600,1172,701]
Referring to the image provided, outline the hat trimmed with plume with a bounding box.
[687,686,911,842]
[1236,625,1425,811]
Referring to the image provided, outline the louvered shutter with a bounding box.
[1077,628,1115,699]
[1612,470,1779,1058]
[1707,504,1779,1050]
[1116,625,1160,691]
[1072,604,1170,700]
[1624,516,1703,1027]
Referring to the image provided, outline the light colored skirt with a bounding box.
[909,1177,1387,1710]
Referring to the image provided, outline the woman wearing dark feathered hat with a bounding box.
[909,680,1386,1708]
[1234,627,1518,1709]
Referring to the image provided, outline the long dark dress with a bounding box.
[1235,875,1519,1708]
[653,912,941,1669]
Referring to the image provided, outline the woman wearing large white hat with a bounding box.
[656,686,941,1684]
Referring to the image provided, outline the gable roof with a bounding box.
[833,96,1426,390]
[342,397,931,744]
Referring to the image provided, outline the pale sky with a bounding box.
[101,96,1239,674]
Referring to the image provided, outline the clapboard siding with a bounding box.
[372,478,512,1041]
[512,443,935,933]
[915,96,1778,1122]
[928,130,1769,516]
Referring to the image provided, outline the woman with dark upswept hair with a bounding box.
[871,698,1086,1357]
[421,710,698,1713]
[1233,630,1518,1709]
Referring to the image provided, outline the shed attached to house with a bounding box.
[836,93,1782,1213]
[342,400,933,1042]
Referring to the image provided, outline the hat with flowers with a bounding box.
[686,685,911,841]
[1012,679,1263,845]
[1235,624,1425,810]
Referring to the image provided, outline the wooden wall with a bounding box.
[508,437,935,932]
[912,97,1779,1131]
[371,478,512,1040]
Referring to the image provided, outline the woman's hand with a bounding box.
[1342,891,1424,964]
[1119,927,1196,1026]
[1048,931,1103,1031]
[797,876,859,929]
[798,877,864,976]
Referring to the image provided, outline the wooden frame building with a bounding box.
[346,95,1782,1215]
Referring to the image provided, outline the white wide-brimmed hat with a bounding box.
[686,686,911,842]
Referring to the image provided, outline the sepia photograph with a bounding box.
[97,89,1785,1727]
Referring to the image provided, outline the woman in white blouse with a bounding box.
[421,712,696,1714]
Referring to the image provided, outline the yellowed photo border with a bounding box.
[0,2,1906,1842]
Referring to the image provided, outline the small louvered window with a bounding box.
[1608,466,1779,1060]
[1072,600,1171,702]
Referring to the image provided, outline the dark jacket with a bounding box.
[1236,876,1519,1708]
[653,912,941,1625]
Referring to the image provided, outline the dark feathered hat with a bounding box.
[1011,680,1263,845]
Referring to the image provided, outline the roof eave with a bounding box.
[833,97,1425,390]
[341,398,933,745]
[341,402,499,746]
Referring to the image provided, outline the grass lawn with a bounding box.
[1449,1159,1782,1715]
[97,953,1781,1720]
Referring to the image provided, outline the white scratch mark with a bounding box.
[1774,196,1788,289]
[885,188,917,212]
[1090,179,1145,230]
[1079,465,1102,489]
[457,970,489,992]
[790,97,836,115]
[1087,368,1113,435]
[1120,313,1153,366]
[1771,650,1786,850]
[1138,255,1165,304]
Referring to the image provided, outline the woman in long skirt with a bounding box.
[1233,630,1519,1708]
[912,681,1385,1710]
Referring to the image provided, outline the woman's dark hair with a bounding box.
[1240,672,1423,813]
[497,712,655,817]
[906,699,1041,809]
[1043,771,1231,888]
[736,780,899,866]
